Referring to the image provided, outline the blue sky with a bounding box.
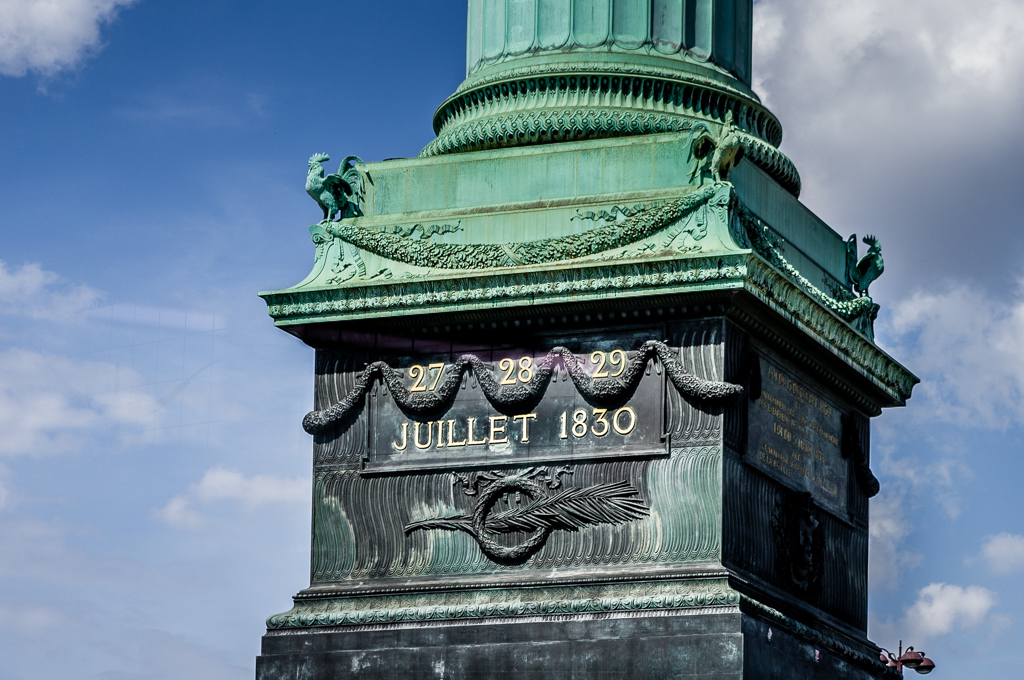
[1,1,1022,677]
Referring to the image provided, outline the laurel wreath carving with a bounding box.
[405,468,649,562]
[301,339,743,435]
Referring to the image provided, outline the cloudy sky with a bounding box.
[1,0,1022,677]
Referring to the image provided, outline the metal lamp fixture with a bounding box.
[880,642,936,675]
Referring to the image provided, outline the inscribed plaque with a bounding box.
[366,331,668,472]
[747,355,847,515]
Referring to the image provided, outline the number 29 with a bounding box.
[590,349,627,378]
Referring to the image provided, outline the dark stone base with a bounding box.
[257,610,887,679]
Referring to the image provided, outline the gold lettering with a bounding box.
[498,358,517,385]
[436,420,445,448]
[392,422,409,451]
[428,363,445,391]
[413,421,433,449]
[489,415,508,444]
[446,419,466,447]
[467,417,488,445]
[409,365,427,392]
[613,406,637,435]
[608,349,627,377]
[513,413,537,442]
[571,409,589,438]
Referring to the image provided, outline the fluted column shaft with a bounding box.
[467,0,752,86]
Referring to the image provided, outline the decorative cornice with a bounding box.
[264,253,747,323]
[742,258,916,402]
[266,578,739,630]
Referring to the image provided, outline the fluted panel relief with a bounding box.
[665,319,725,445]
[312,470,358,581]
[310,447,721,583]
[466,0,753,85]
[313,350,368,467]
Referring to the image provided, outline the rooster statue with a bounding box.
[846,235,884,296]
[306,154,366,222]
[688,110,745,184]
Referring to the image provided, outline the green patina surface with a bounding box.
[261,130,914,404]
[258,6,915,671]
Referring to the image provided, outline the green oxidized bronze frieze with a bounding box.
[320,182,721,270]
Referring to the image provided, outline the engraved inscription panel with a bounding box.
[748,355,847,515]
[367,330,667,472]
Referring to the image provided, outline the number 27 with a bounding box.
[409,363,445,392]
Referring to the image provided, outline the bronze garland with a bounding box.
[302,339,743,435]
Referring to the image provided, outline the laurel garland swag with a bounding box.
[325,183,722,270]
[301,339,743,435]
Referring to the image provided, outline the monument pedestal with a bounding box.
[257,2,915,677]
[259,605,889,679]
[260,611,745,680]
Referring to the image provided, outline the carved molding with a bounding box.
[739,205,877,325]
[424,71,799,195]
[266,578,740,630]
[742,257,916,401]
[454,60,758,105]
[265,253,747,320]
[440,67,782,147]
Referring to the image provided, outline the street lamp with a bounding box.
[880,641,936,675]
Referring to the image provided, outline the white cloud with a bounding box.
[155,496,203,530]
[0,261,99,320]
[190,467,309,507]
[979,533,1024,574]
[751,0,1024,292]
[872,582,999,650]
[0,0,137,77]
[158,467,309,529]
[879,283,1024,428]
[905,583,997,639]
[0,348,161,456]
[754,0,1024,136]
